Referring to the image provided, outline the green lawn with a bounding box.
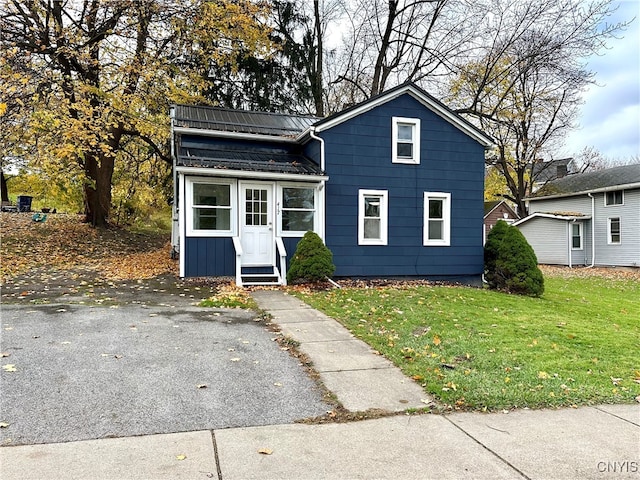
[293,275,639,411]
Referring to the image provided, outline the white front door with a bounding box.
[240,183,273,266]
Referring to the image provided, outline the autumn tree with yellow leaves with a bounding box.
[1,0,272,226]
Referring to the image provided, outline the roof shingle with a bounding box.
[534,163,640,197]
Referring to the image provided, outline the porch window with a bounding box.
[358,190,388,245]
[392,117,421,164]
[605,190,623,206]
[280,186,316,234]
[186,178,236,236]
[608,217,621,244]
[423,192,451,246]
[571,222,583,250]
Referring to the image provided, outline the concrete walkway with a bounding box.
[1,290,639,479]
[251,289,431,412]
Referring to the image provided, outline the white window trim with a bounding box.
[423,192,451,246]
[392,117,421,164]
[604,190,624,206]
[607,217,621,245]
[571,222,583,250]
[186,177,237,237]
[358,189,388,245]
[276,182,319,237]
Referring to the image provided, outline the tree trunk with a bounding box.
[1,169,9,203]
[371,0,397,96]
[312,0,324,116]
[83,151,115,227]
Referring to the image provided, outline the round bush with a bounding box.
[484,220,544,297]
[287,231,335,284]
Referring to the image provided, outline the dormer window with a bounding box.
[392,117,421,164]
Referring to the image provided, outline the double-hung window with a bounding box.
[358,190,388,245]
[608,217,621,244]
[605,190,623,206]
[187,178,235,236]
[423,192,451,246]
[571,222,583,250]
[280,186,316,235]
[392,117,421,164]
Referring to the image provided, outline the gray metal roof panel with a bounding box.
[177,147,323,175]
[174,105,319,137]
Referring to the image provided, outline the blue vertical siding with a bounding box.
[321,94,485,281]
[184,237,236,277]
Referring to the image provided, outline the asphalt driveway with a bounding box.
[0,302,329,446]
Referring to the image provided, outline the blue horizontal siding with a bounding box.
[184,237,235,277]
[321,93,486,281]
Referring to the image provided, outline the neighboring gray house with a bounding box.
[514,164,640,268]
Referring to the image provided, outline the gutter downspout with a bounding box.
[587,193,596,267]
[309,127,326,241]
[169,106,178,257]
[567,221,573,269]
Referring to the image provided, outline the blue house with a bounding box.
[170,83,493,285]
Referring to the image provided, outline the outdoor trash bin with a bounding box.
[17,196,33,212]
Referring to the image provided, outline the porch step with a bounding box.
[240,267,282,286]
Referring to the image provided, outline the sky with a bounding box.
[560,0,640,161]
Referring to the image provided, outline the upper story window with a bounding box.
[392,117,421,164]
[423,192,451,246]
[605,190,623,206]
[358,189,388,245]
[187,177,236,236]
[279,186,316,235]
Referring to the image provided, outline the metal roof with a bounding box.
[176,146,322,176]
[532,163,640,198]
[173,105,318,137]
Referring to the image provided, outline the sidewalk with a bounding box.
[1,290,638,480]
[250,289,431,412]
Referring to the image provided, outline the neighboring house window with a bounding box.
[186,178,235,236]
[279,186,316,235]
[571,222,583,250]
[392,117,421,164]
[358,190,388,245]
[608,217,621,244]
[424,192,451,246]
[605,190,623,206]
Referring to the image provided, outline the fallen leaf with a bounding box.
[257,448,273,455]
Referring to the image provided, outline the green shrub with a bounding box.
[484,220,544,297]
[287,231,335,284]
[483,219,510,288]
